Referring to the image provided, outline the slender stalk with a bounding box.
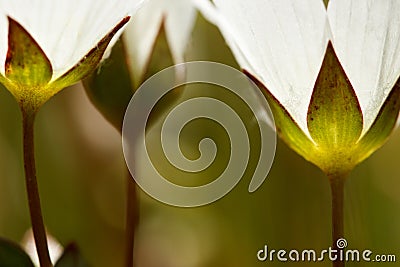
[22,107,52,267]
[124,170,139,267]
[328,173,346,267]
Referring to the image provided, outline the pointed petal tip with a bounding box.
[6,15,19,24]
[116,16,131,31]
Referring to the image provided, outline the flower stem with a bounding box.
[125,170,139,267]
[22,108,52,267]
[328,173,346,267]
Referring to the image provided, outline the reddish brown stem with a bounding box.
[125,170,139,267]
[22,108,52,267]
[329,173,346,267]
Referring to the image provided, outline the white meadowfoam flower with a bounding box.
[328,0,400,135]
[0,0,143,111]
[83,0,197,130]
[197,0,400,174]
[0,0,143,79]
[123,0,197,83]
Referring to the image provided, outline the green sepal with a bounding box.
[354,80,400,163]
[52,16,130,89]
[5,17,52,87]
[55,243,89,267]
[306,43,364,174]
[0,237,35,267]
[0,72,6,86]
[83,40,133,131]
[307,43,363,149]
[245,70,318,164]
[0,16,130,113]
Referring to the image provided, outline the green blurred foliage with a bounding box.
[0,11,399,267]
[0,238,34,267]
[83,40,134,131]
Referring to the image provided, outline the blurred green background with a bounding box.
[0,15,399,267]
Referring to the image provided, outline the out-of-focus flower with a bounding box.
[0,0,143,111]
[123,0,197,86]
[196,0,400,175]
[84,0,198,130]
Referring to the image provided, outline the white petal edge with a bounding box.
[192,0,254,73]
[123,0,196,84]
[328,0,400,135]
[0,0,143,80]
[195,0,329,137]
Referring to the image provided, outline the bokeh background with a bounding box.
[0,14,399,267]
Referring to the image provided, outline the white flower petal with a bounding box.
[197,0,329,136]
[193,0,254,73]
[328,0,400,134]
[123,0,196,82]
[0,0,143,79]
[164,0,197,64]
